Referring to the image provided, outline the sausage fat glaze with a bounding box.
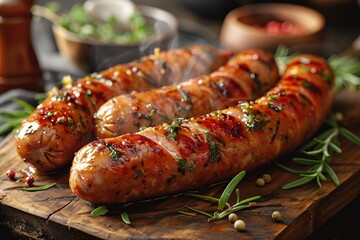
[15,45,232,172]
[70,54,335,204]
[95,49,279,138]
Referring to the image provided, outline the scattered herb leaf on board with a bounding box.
[91,206,109,216]
[21,182,56,192]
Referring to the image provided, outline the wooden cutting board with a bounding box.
[1,89,359,240]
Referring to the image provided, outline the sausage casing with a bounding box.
[70,54,335,204]
[95,49,279,138]
[15,45,232,173]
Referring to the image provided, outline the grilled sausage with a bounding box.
[69,54,335,204]
[15,45,232,173]
[95,49,279,138]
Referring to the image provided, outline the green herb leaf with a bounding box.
[178,211,197,216]
[134,169,144,179]
[216,205,252,220]
[329,142,342,153]
[121,212,131,225]
[184,205,213,218]
[323,163,340,185]
[0,122,14,135]
[274,45,299,74]
[276,162,316,175]
[218,171,246,211]
[184,193,219,203]
[339,127,360,145]
[293,158,322,165]
[12,98,35,115]
[0,98,37,135]
[91,206,109,216]
[328,55,360,91]
[20,182,56,192]
[232,196,261,208]
[235,188,240,203]
[282,177,314,190]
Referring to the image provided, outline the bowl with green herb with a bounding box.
[35,2,178,72]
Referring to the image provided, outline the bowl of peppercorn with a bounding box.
[219,3,325,51]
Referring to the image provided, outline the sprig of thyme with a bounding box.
[179,171,261,222]
[277,113,360,189]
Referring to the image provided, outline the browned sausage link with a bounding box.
[15,45,232,173]
[95,49,279,138]
[69,54,335,204]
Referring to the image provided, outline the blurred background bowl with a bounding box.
[53,5,178,72]
[219,3,325,52]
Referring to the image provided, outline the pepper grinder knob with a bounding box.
[0,0,44,93]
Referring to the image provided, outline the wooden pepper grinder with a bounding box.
[0,0,44,93]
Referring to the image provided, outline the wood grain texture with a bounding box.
[1,89,359,240]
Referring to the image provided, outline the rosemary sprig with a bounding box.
[0,93,47,136]
[277,113,360,189]
[274,46,360,189]
[179,171,261,222]
[328,54,360,91]
[0,98,35,135]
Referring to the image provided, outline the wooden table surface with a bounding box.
[0,89,359,240]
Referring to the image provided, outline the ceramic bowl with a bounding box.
[53,5,178,72]
[219,3,325,51]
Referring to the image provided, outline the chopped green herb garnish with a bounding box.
[268,95,277,101]
[45,110,56,118]
[177,158,195,175]
[165,124,180,140]
[203,130,226,146]
[241,103,270,131]
[165,119,187,140]
[105,143,122,163]
[206,137,219,163]
[134,169,144,179]
[68,117,76,127]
